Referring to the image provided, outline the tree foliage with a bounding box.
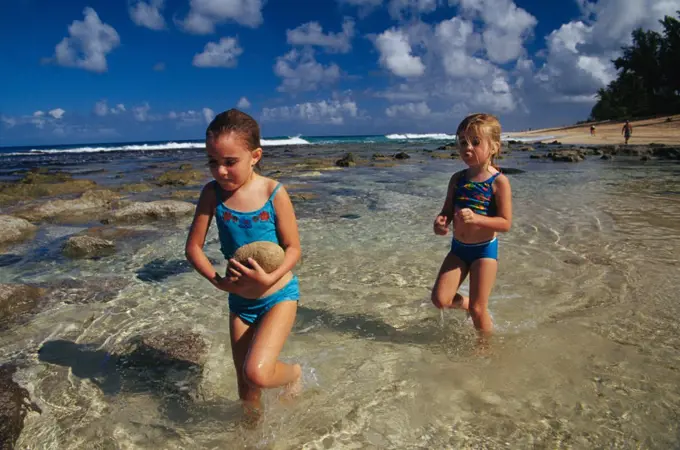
[589,12,680,121]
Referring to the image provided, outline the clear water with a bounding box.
[2,147,680,449]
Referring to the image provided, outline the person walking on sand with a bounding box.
[590,124,596,136]
[622,120,633,144]
[185,109,303,422]
[431,113,513,339]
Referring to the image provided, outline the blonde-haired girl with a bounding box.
[431,113,513,336]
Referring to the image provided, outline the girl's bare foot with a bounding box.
[452,293,469,310]
[280,364,302,402]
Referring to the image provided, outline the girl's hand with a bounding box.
[433,214,449,235]
[456,208,478,225]
[213,271,241,293]
[227,258,276,298]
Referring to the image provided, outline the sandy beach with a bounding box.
[507,114,680,145]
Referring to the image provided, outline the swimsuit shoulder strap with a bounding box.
[267,183,283,203]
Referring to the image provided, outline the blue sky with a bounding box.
[1,0,679,146]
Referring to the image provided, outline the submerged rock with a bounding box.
[0,364,42,450]
[499,167,526,175]
[547,149,585,162]
[0,179,98,206]
[119,329,208,367]
[14,189,120,223]
[336,153,357,167]
[0,216,38,247]
[103,200,194,223]
[393,152,410,160]
[155,168,205,187]
[0,284,47,329]
[62,235,116,259]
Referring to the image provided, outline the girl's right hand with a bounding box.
[212,270,241,293]
[433,214,449,235]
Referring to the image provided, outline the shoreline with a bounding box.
[506,114,680,145]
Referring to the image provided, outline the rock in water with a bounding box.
[232,241,285,273]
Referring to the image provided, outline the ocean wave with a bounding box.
[3,137,313,156]
[261,137,311,146]
[385,133,456,140]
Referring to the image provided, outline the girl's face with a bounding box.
[457,131,496,168]
[206,133,261,191]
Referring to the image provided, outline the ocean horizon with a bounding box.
[0,132,555,157]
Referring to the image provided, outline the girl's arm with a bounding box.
[268,185,302,284]
[438,171,461,222]
[185,183,228,289]
[469,174,512,232]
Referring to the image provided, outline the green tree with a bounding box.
[589,12,680,120]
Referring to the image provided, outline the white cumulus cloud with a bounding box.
[94,100,125,116]
[133,103,151,122]
[193,37,243,68]
[385,101,431,117]
[262,99,359,125]
[452,0,537,64]
[388,0,438,19]
[287,18,355,53]
[237,97,251,109]
[535,0,679,101]
[180,0,264,34]
[203,107,215,124]
[129,0,166,30]
[274,49,341,93]
[375,28,425,78]
[50,7,120,73]
[49,108,66,119]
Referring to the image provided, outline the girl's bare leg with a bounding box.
[230,314,262,423]
[468,258,498,336]
[242,301,301,396]
[431,252,469,309]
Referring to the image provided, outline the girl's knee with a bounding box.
[431,291,446,309]
[243,362,273,389]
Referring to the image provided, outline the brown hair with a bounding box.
[456,113,502,170]
[206,109,262,170]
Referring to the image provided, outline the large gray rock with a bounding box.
[62,235,116,259]
[15,189,120,222]
[103,200,194,223]
[0,216,38,247]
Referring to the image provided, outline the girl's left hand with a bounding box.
[228,258,276,298]
[456,208,478,225]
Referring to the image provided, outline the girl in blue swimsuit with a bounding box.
[431,113,513,337]
[185,109,302,418]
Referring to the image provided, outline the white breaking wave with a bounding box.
[385,133,456,140]
[501,134,557,143]
[261,137,311,146]
[4,137,313,156]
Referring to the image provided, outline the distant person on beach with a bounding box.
[590,125,596,136]
[185,109,302,420]
[431,113,513,338]
[622,120,633,144]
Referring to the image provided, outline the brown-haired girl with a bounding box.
[185,109,302,418]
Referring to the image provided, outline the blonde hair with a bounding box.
[456,113,502,170]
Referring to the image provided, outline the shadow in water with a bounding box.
[136,257,219,282]
[38,339,204,423]
[0,254,23,267]
[295,305,470,348]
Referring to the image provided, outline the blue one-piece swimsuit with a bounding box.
[213,181,299,324]
[451,171,500,265]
